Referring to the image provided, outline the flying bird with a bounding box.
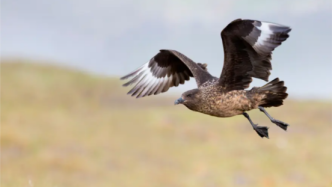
[121,18,291,138]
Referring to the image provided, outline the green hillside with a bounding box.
[1,60,331,187]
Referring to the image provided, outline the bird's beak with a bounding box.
[174,97,185,105]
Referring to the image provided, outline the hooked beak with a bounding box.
[174,97,185,105]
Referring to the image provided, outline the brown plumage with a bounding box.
[121,18,292,139]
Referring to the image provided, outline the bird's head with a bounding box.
[174,89,201,110]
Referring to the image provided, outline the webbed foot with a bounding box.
[253,125,269,139]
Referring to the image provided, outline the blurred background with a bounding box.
[1,0,332,186]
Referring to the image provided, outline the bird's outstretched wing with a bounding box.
[218,19,291,91]
[121,49,213,98]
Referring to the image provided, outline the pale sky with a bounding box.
[1,0,332,99]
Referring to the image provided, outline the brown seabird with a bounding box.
[120,18,291,138]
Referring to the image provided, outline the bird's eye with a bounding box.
[187,94,192,97]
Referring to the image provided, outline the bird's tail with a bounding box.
[257,78,288,107]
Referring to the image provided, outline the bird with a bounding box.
[120,18,291,138]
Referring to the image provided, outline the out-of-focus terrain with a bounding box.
[1,59,331,187]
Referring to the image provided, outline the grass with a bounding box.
[1,59,331,187]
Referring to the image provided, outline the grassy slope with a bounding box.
[1,60,331,187]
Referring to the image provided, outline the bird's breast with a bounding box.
[198,89,251,117]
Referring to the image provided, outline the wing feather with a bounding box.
[219,19,291,91]
[121,50,213,98]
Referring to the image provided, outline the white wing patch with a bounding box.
[255,22,275,47]
[252,21,291,54]
[122,61,177,98]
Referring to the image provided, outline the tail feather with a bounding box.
[258,78,288,107]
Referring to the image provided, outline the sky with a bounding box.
[1,0,332,100]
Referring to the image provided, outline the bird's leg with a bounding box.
[243,112,269,139]
[258,106,289,131]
